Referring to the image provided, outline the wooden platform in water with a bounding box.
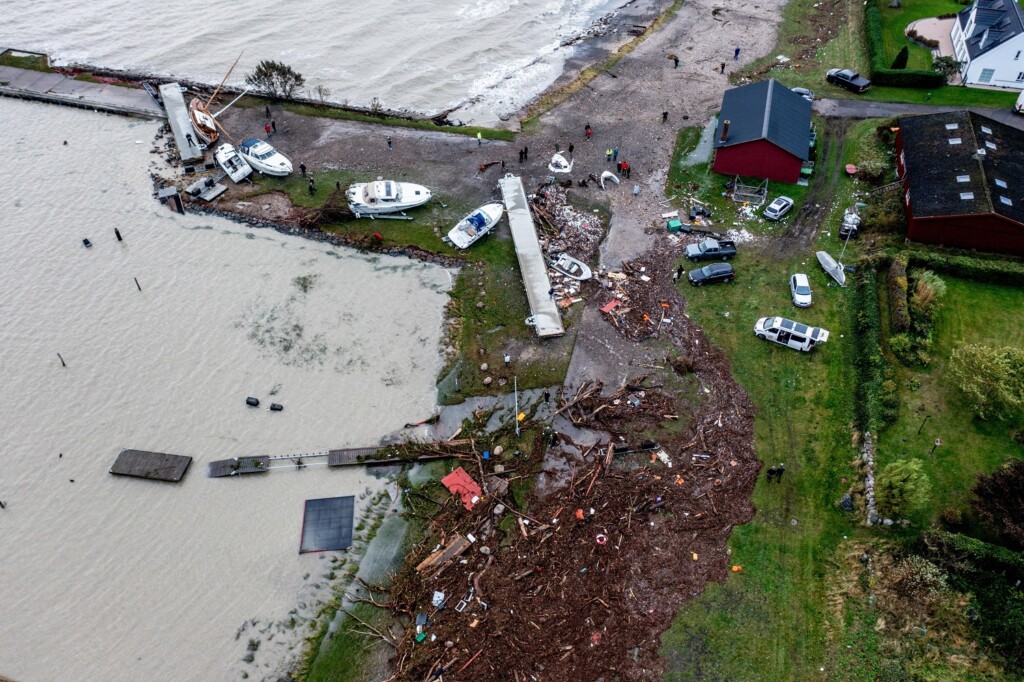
[207,456,271,478]
[110,449,192,482]
[327,447,454,468]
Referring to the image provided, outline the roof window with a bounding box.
[996,178,1007,188]
[981,126,993,134]
[985,140,997,149]
[960,192,975,200]
[949,137,962,145]
[945,123,959,130]
[957,174,971,183]
[1000,196,1013,206]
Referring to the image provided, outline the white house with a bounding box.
[950,0,1024,87]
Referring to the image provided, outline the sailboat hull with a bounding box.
[816,251,846,287]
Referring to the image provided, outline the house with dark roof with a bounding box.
[712,79,812,183]
[950,0,1024,87]
[896,110,1024,256]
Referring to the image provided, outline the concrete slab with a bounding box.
[159,82,205,163]
[498,174,565,338]
[0,64,165,119]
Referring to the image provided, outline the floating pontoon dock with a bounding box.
[159,82,205,163]
[109,449,192,482]
[498,174,565,338]
[0,53,165,119]
[205,445,456,478]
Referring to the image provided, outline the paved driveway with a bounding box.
[814,97,1024,129]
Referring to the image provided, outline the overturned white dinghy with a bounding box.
[549,252,592,281]
[548,153,573,173]
[816,250,846,287]
[443,202,504,249]
[599,170,620,189]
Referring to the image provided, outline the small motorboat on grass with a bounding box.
[346,179,432,217]
[816,250,846,287]
[548,153,573,173]
[599,171,620,189]
[443,202,504,249]
[214,143,252,183]
[549,252,592,281]
[238,138,292,176]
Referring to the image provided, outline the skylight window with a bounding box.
[957,175,971,183]
[985,141,997,149]
[949,138,963,145]
[1000,196,1013,206]
[996,178,1007,188]
[960,192,975,200]
[945,123,959,130]
[981,126,993,134]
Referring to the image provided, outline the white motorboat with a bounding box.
[816,250,846,287]
[599,171,620,189]
[442,202,504,250]
[346,179,432,216]
[549,252,592,281]
[548,153,573,173]
[214,143,252,183]
[238,138,293,177]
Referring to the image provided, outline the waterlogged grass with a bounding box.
[0,52,51,72]
[875,276,1024,525]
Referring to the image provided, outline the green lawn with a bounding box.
[876,276,1024,524]
[874,0,962,70]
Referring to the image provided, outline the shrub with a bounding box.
[972,459,1024,550]
[889,332,914,362]
[949,344,1024,420]
[891,46,909,69]
[906,29,940,48]
[863,191,907,234]
[853,269,898,430]
[857,158,892,185]
[888,254,911,334]
[877,458,932,517]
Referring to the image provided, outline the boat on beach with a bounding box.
[189,98,219,145]
[816,250,846,287]
[548,153,573,173]
[549,252,592,281]
[214,143,252,183]
[442,202,504,249]
[238,138,292,176]
[346,180,432,217]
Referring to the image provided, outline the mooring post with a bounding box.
[57,353,66,368]
[115,228,123,242]
[134,277,141,292]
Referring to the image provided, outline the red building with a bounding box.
[712,79,812,183]
[896,111,1024,256]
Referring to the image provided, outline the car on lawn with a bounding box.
[826,68,871,93]
[791,87,815,102]
[790,273,813,307]
[754,316,830,352]
[764,196,795,221]
[688,262,736,286]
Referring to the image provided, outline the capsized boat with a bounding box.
[599,171,620,189]
[238,138,292,176]
[346,179,432,216]
[816,250,846,287]
[214,143,252,183]
[442,202,504,249]
[548,153,573,173]
[549,252,592,281]
[189,98,218,145]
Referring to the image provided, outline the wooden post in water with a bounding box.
[57,353,66,368]
[134,277,142,292]
[115,228,123,242]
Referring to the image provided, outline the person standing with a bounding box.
[519,149,524,163]
[616,161,623,173]
[673,55,680,68]
[265,104,271,117]
[734,46,741,60]
[606,148,613,162]
[662,111,669,123]
[720,62,726,74]
[766,466,778,482]
[271,120,277,133]
[299,163,307,177]
[265,123,272,137]
[585,124,592,140]
[776,463,785,482]
[477,132,482,146]
[622,162,631,179]
[387,136,392,150]
[308,178,316,196]
[613,147,619,162]
[568,143,574,155]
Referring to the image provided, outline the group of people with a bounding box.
[766,463,786,483]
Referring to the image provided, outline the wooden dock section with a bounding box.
[207,456,271,478]
[110,449,192,482]
[0,58,165,120]
[498,174,565,338]
[158,82,205,163]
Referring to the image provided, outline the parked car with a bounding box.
[826,68,871,94]
[791,87,815,102]
[754,316,830,352]
[685,237,737,261]
[790,273,813,307]
[688,262,736,286]
[764,196,795,221]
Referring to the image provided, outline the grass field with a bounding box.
[874,0,963,70]
[875,276,1024,525]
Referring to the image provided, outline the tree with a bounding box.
[891,46,909,70]
[877,458,931,518]
[932,55,964,81]
[949,344,1024,420]
[972,459,1024,550]
[313,83,331,107]
[245,60,305,100]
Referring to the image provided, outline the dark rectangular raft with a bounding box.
[110,449,192,482]
[299,496,355,553]
[207,456,271,478]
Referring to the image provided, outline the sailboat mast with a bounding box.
[204,52,244,108]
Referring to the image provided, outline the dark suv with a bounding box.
[687,262,735,286]
[826,68,871,93]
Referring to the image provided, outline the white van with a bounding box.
[1016,89,1024,114]
[754,316,830,351]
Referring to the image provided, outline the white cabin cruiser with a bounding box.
[548,153,573,173]
[214,143,252,183]
[346,179,432,216]
[238,138,292,176]
[549,252,592,281]
[443,202,504,249]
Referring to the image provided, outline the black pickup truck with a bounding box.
[685,238,737,262]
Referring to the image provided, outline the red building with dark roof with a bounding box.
[896,111,1024,256]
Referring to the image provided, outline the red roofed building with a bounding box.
[441,467,482,510]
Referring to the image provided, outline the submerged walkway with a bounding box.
[498,174,565,338]
[0,63,165,119]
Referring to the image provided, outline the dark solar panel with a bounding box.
[299,496,355,553]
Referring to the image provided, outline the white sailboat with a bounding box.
[214,143,252,183]
[816,251,846,287]
[442,202,504,249]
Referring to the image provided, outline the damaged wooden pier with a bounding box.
[206,445,457,478]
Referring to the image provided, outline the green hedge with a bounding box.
[905,250,1024,286]
[853,268,899,431]
[865,5,947,88]
[887,254,911,334]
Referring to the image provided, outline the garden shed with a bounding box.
[896,110,1024,256]
[712,79,812,183]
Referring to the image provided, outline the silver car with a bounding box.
[764,196,794,221]
[790,273,813,307]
